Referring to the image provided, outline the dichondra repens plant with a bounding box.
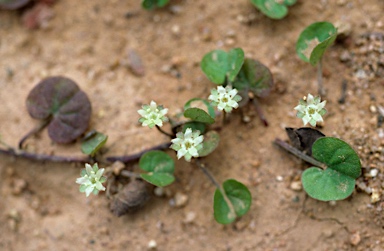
[0,28,362,225]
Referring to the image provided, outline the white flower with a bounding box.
[170,128,204,162]
[76,163,107,197]
[294,94,326,127]
[138,101,168,128]
[208,86,242,113]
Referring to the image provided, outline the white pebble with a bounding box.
[369,169,378,177]
[148,240,157,250]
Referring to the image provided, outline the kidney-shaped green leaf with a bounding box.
[81,131,108,156]
[214,179,252,224]
[302,137,361,201]
[296,22,337,66]
[250,0,297,19]
[201,48,244,84]
[184,108,215,124]
[26,76,92,144]
[234,58,273,98]
[0,0,30,10]
[139,150,175,187]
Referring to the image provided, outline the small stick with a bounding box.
[273,138,327,169]
[0,147,90,163]
[338,80,347,104]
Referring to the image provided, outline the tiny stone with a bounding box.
[370,105,377,113]
[369,169,378,177]
[148,240,157,250]
[234,220,248,231]
[169,5,183,14]
[329,201,337,206]
[225,38,235,46]
[154,187,164,197]
[184,211,196,223]
[242,115,251,123]
[350,232,361,246]
[322,229,334,238]
[171,192,188,207]
[276,176,283,182]
[371,188,381,203]
[171,25,180,36]
[251,160,260,168]
[11,178,27,195]
[290,181,302,191]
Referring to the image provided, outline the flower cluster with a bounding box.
[208,86,242,113]
[76,163,107,197]
[294,94,326,127]
[137,100,168,128]
[170,128,204,162]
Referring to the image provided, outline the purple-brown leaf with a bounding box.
[26,76,92,144]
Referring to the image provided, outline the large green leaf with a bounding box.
[201,48,244,84]
[26,76,92,144]
[296,22,337,66]
[139,151,175,187]
[302,137,361,201]
[214,179,252,224]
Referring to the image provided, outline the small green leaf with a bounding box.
[142,0,169,10]
[296,22,337,66]
[233,58,273,98]
[0,0,30,10]
[250,0,296,19]
[214,179,252,224]
[26,76,92,144]
[201,48,244,84]
[184,108,215,124]
[81,132,108,156]
[184,98,216,118]
[302,137,361,201]
[198,131,220,157]
[139,150,175,187]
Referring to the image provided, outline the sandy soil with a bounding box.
[1,0,384,250]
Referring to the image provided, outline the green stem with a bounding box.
[274,138,327,169]
[155,125,174,138]
[317,60,325,96]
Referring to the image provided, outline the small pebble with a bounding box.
[290,181,302,191]
[369,169,378,177]
[276,176,283,182]
[154,187,164,197]
[350,232,361,246]
[148,240,157,250]
[170,192,188,207]
[371,188,381,203]
[184,211,196,223]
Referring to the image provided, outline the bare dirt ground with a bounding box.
[1,0,384,250]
